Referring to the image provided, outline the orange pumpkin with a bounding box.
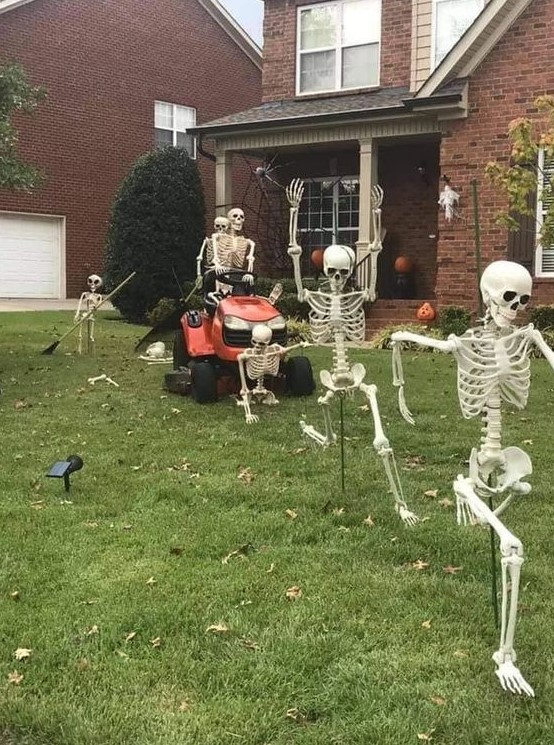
[310,248,325,271]
[416,302,436,322]
[394,255,413,273]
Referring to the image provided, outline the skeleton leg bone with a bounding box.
[360,382,418,526]
[300,389,337,447]
[453,476,534,696]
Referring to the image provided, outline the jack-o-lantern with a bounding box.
[416,302,436,322]
[311,248,325,271]
[394,255,413,274]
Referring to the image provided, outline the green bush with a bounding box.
[437,305,471,337]
[285,317,312,343]
[530,328,554,357]
[368,323,445,351]
[529,305,554,331]
[104,146,205,323]
[275,293,310,320]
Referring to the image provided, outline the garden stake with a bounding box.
[42,272,136,355]
[340,396,345,492]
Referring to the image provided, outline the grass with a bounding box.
[1,310,554,744]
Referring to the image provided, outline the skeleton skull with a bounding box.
[251,324,272,349]
[480,260,532,328]
[87,274,103,292]
[145,341,166,359]
[214,216,229,233]
[323,245,356,291]
[227,208,245,233]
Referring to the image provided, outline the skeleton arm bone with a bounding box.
[74,293,88,322]
[245,238,255,274]
[286,179,307,302]
[196,237,210,278]
[391,332,458,424]
[237,352,258,423]
[366,190,384,302]
[530,327,554,372]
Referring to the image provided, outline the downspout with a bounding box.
[196,133,216,162]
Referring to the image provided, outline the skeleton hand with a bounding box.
[286,178,304,209]
[301,341,312,348]
[396,504,419,527]
[242,273,254,285]
[245,412,259,424]
[215,262,226,276]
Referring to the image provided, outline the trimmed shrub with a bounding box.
[104,146,205,322]
[437,305,471,337]
[529,304,554,331]
[285,317,312,343]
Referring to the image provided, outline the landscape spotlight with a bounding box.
[47,455,83,492]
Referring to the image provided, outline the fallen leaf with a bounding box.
[430,695,446,706]
[124,631,137,643]
[150,636,162,648]
[171,408,182,415]
[10,590,20,601]
[454,649,469,658]
[363,515,375,527]
[14,399,29,410]
[332,507,345,516]
[222,543,255,564]
[83,521,98,528]
[240,638,259,651]
[286,585,302,600]
[206,622,230,634]
[290,447,307,455]
[285,508,298,520]
[14,648,31,661]
[403,455,425,470]
[234,599,253,608]
[86,625,99,636]
[116,650,130,660]
[442,565,463,575]
[8,671,23,685]
[438,498,453,508]
[76,658,89,671]
[358,404,369,412]
[266,562,275,573]
[178,699,193,712]
[421,619,432,629]
[424,489,438,499]
[238,467,255,484]
[337,526,350,533]
[522,439,533,445]
[286,708,306,724]
[145,576,157,586]
[409,560,429,571]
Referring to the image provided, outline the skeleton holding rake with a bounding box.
[286,178,418,526]
[391,259,554,696]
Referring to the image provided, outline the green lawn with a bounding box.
[1,311,554,745]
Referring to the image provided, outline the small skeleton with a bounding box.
[212,208,255,283]
[75,274,103,354]
[196,216,229,279]
[391,259,554,696]
[237,324,310,423]
[286,178,418,526]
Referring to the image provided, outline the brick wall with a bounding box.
[436,0,554,312]
[262,0,412,103]
[0,0,261,296]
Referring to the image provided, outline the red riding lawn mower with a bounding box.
[164,269,315,403]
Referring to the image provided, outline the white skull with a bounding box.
[480,260,532,328]
[323,245,356,291]
[227,208,245,233]
[214,216,229,233]
[87,274,103,292]
[145,341,166,359]
[251,324,272,349]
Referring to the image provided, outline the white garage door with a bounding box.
[0,212,64,298]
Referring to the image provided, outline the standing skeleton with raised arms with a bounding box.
[286,178,418,526]
[391,260,554,696]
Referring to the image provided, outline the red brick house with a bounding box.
[191,0,554,329]
[0,0,261,298]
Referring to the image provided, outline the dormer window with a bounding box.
[432,0,484,69]
[296,0,381,95]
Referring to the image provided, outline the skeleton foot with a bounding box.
[494,658,534,697]
[300,420,336,447]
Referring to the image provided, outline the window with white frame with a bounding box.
[535,147,554,275]
[432,0,484,69]
[154,101,196,157]
[297,177,360,249]
[297,0,381,95]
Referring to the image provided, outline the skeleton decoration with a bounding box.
[88,373,119,387]
[196,216,229,278]
[212,208,255,282]
[138,341,172,364]
[390,259,554,696]
[74,274,104,354]
[286,178,418,527]
[438,181,460,221]
[237,324,310,423]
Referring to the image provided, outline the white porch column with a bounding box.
[355,137,376,267]
[215,148,233,215]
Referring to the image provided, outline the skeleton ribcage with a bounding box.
[216,235,248,268]
[307,292,366,344]
[245,353,280,380]
[454,328,532,418]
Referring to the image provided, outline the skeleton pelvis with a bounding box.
[470,446,532,493]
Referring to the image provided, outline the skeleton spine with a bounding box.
[479,393,502,461]
[332,330,350,377]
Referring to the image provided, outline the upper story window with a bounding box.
[432,0,484,69]
[154,101,196,157]
[296,0,381,95]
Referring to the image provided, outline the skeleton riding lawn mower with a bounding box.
[164,269,315,403]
